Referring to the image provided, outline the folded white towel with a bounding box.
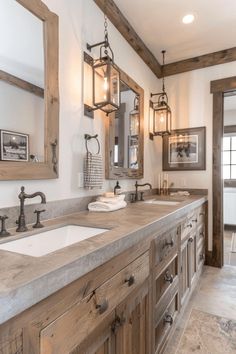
[88,200,127,212]
[97,194,125,204]
[170,191,190,196]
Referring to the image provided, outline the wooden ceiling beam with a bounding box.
[93,0,162,79]
[163,47,236,77]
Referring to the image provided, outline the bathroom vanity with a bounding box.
[0,195,207,354]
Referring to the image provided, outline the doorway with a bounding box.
[223,92,236,265]
[211,76,236,267]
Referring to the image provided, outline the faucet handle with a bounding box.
[33,209,46,229]
[0,215,11,237]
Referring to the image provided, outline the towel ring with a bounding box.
[84,134,100,154]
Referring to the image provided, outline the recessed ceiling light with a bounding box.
[182,14,195,24]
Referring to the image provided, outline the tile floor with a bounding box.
[224,230,236,266]
[164,265,236,354]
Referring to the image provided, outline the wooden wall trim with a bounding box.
[224,125,236,134]
[0,70,44,98]
[93,0,162,79]
[211,76,236,93]
[163,48,236,77]
[212,91,224,267]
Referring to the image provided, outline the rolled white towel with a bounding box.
[97,194,125,204]
[88,200,127,212]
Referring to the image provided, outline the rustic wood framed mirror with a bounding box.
[0,0,59,180]
[105,68,144,179]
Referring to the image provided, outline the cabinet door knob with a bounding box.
[199,254,205,261]
[192,218,198,223]
[165,238,174,247]
[200,231,204,237]
[164,271,174,284]
[125,275,135,287]
[111,316,125,333]
[164,314,173,325]
[199,212,205,216]
[96,299,108,314]
[187,223,193,228]
[188,237,194,243]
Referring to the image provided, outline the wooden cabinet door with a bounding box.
[180,237,190,305]
[69,311,116,354]
[188,232,197,288]
[115,279,150,354]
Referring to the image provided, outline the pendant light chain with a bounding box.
[162,50,166,94]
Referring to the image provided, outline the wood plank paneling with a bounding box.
[93,0,162,79]
[163,48,236,77]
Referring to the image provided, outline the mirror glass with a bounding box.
[0,1,45,163]
[113,81,140,169]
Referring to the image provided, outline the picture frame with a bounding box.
[0,130,29,162]
[163,127,206,171]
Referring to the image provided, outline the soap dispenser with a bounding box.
[114,181,122,195]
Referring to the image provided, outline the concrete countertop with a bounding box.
[0,194,207,325]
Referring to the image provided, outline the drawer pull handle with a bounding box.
[165,239,174,247]
[192,218,198,223]
[188,237,194,243]
[125,274,135,287]
[199,212,205,216]
[200,231,204,237]
[187,223,193,228]
[199,254,205,261]
[164,271,174,284]
[164,314,173,325]
[96,299,108,314]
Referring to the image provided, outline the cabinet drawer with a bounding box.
[154,291,178,353]
[153,226,179,266]
[197,224,205,246]
[181,211,198,240]
[155,255,178,305]
[40,252,149,354]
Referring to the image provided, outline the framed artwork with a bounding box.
[0,130,29,162]
[163,127,206,171]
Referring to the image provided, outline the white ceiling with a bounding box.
[114,0,236,64]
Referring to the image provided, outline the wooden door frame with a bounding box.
[211,76,236,267]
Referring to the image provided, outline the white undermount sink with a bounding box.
[0,225,108,257]
[144,199,181,206]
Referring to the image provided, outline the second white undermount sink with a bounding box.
[144,199,181,206]
[0,225,108,257]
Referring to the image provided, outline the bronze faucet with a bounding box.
[134,181,152,202]
[16,186,46,232]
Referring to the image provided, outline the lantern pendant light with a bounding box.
[129,95,140,136]
[86,14,120,116]
[150,50,172,137]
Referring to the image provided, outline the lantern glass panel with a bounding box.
[109,64,120,108]
[130,111,139,135]
[93,61,108,106]
[154,105,171,135]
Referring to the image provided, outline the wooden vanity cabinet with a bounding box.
[0,201,207,354]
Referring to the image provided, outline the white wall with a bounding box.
[164,61,236,249]
[0,0,161,208]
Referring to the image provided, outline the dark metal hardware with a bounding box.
[165,238,174,247]
[164,314,173,325]
[16,186,46,232]
[188,237,194,243]
[111,316,125,334]
[140,191,145,201]
[187,223,193,228]
[134,181,152,202]
[199,212,205,216]
[192,218,198,223]
[84,134,100,154]
[200,231,205,237]
[96,299,108,314]
[51,139,58,175]
[0,215,11,237]
[130,193,136,203]
[125,275,135,287]
[33,210,46,229]
[199,254,205,261]
[164,271,174,284]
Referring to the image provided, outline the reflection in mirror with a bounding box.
[0,0,44,163]
[113,81,140,170]
[106,67,143,180]
[223,92,236,181]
